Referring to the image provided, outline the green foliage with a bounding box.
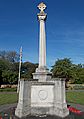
[21,62,38,79]
[2,70,18,84]
[51,58,73,81]
[0,50,38,84]
[0,60,37,84]
[51,58,84,84]
[0,59,11,71]
[0,59,13,84]
[0,70,2,85]
[71,65,84,84]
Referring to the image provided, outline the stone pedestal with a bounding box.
[33,67,52,81]
[15,78,69,118]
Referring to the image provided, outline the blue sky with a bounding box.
[0,0,84,68]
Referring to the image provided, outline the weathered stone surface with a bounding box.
[31,85,54,107]
[33,72,52,82]
[15,79,31,118]
[15,78,69,118]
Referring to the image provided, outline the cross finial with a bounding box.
[37,2,46,12]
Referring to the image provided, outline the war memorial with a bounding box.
[15,2,69,118]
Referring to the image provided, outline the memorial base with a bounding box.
[15,78,69,118]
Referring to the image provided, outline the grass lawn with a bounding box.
[0,88,17,92]
[0,93,18,105]
[0,91,84,105]
[66,91,84,105]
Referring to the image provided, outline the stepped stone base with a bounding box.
[32,67,52,82]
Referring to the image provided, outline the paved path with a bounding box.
[0,103,84,119]
[0,103,84,113]
[68,103,84,112]
[0,103,17,112]
[0,103,70,119]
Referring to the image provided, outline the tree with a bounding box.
[51,58,75,82]
[10,62,19,73]
[0,50,19,63]
[6,51,19,63]
[0,70,2,85]
[51,58,84,84]
[21,62,38,79]
[2,70,18,84]
[0,57,19,84]
[71,65,84,84]
[0,59,11,71]
[0,52,38,84]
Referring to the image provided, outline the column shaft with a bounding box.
[39,19,46,68]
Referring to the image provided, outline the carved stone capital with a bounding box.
[37,13,47,21]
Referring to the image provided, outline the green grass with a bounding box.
[0,93,18,105]
[0,88,17,92]
[66,91,84,105]
[0,91,84,105]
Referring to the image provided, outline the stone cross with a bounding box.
[37,2,46,12]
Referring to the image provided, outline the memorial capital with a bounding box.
[37,2,47,21]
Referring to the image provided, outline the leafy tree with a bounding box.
[0,55,38,84]
[51,58,73,81]
[21,62,38,79]
[0,59,11,71]
[72,65,84,84]
[10,62,19,73]
[51,58,84,84]
[0,56,19,84]
[0,70,2,85]
[2,70,18,84]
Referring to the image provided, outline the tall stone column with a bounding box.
[33,2,52,81]
[38,12,46,68]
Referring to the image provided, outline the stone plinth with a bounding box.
[15,78,69,118]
